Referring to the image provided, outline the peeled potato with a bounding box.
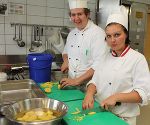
[44,88,51,93]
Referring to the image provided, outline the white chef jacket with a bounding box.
[63,20,108,78]
[88,48,150,118]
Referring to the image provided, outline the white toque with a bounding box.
[68,0,88,9]
[106,5,128,30]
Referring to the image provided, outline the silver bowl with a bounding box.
[2,98,68,125]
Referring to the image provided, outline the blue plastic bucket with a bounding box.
[27,53,53,83]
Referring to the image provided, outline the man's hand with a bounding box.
[60,78,80,88]
[61,61,69,73]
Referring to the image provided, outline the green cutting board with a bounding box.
[46,89,85,102]
[39,82,85,102]
[63,100,128,125]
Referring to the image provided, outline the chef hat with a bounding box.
[106,5,128,30]
[68,0,88,9]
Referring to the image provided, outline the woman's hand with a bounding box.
[82,94,94,110]
[100,95,118,110]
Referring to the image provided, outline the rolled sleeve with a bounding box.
[134,88,149,105]
[133,56,150,106]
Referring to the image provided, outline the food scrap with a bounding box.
[40,82,53,88]
[88,112,96,115]
[44,88,52,93]
[71,108,81,114]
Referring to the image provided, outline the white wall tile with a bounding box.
[27,15,46,25]
[5,34,16,44]
[0,35,5,44]
[6,44,26,55]
[27,5,46,16]
[88,3,96,12]
[0,16,4,23]
[64,18,74,27]
[0,45,5,55]
[46,17,63,26]
[5,14,26,24]
[46,8,64,18]
[64,9,70,18]
[88,0,96,4]
[4,23,14,35]
[47,0,65,8]
[64,0,69,7]
[0,24,4,34]
[9,0,26,4]
[27,0,46,6]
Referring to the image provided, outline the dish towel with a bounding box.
[48,29,65,54]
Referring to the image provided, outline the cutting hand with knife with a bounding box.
[83,5,150,125]
[60,0,108,91]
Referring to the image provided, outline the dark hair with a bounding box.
[69,8,90,17]
[106,23,130,44]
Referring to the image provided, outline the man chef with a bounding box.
[60,0,108,92]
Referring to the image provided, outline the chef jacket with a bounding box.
[63,20,108,78]
[88,47,150,118]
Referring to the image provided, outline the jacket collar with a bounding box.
[76,20,92,33]
[111,45,130,57]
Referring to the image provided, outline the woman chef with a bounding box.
[60,0,108,92]
[82,5,150,125]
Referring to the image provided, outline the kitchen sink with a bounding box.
[0,79,46,107]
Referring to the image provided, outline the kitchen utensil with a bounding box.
[29,25,36,52]
[80,106,107,115]
[13,24,17,41]
[80,102,121,115]
[2,98,68,125]
[17,24,25,47]
[38,25,42,46]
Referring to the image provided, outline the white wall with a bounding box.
[0,0,97,55]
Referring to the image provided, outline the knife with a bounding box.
[80,106,107,115]
[80,102,121,115]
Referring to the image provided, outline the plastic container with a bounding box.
[27,53,53,83]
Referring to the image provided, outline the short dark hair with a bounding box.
[106,23,130,44]
[69,8,90,17]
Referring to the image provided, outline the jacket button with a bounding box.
[82,34,83,36]
[78,46,80,47]
[74,34,76,35]
[109,83,112,85]
[76,59,78,60]
[74,71,76,72]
